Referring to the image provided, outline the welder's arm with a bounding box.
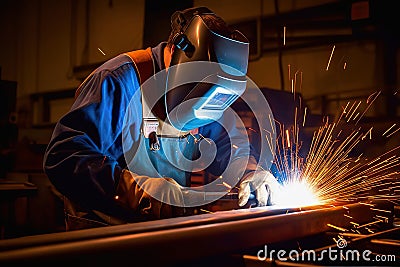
[201,109,281,207]
[115,170,186,219]
[43,71,140,221]
[238,170,282,207]
[200,109,259,189]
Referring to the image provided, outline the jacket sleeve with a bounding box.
[43,66,141,221]
[199,108,260,186]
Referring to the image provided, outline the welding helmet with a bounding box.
[161,7,249,131]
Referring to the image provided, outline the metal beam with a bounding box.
[0,201,393,266]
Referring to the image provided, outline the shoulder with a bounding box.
[74,53,141,103]
[95,53,138,78]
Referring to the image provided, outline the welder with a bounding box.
[43,6,281,230]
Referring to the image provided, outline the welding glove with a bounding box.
[116,170,186,219]
[238,170,282,207]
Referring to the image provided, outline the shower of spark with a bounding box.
[97,47,106,56]
[326,45,336,71]
[268,91,400,207]
[283,26,286,46]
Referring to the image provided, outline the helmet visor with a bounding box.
[165,15,249,131]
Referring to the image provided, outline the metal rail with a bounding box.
[0,201,393,266]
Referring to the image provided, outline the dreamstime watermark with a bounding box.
[257,237,397,263]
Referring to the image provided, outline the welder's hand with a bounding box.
[116,170,186,219]
[238,170,282,207]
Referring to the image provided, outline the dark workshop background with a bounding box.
[0,0,399,238]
